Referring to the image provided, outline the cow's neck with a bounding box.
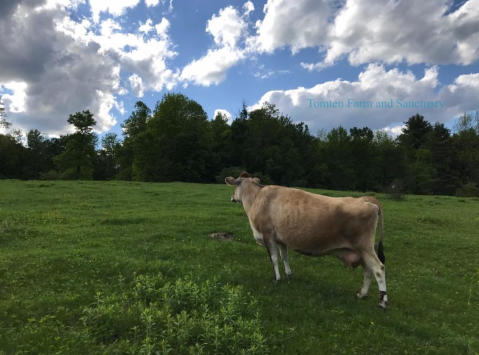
[241,181,262,215]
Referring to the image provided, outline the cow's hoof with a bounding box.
[357,292,368,299]
[286,273,293,279]
[378,301,388,309]
[272,278,281,283]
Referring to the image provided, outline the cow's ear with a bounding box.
[253,177,261,184]
[225,177,238,186]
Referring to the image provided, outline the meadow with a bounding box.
[0,180,478,355]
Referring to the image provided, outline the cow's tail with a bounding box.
[363,197,385,264]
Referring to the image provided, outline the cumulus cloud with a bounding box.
[89,0,141,23]
[243,1,254,16]
[0,1,123,135]
[0,0,177,136]
[249,64,479,133]
[181,3,250,86]
[250,0,331,54]
[139,18,154,33]
[206,6,248,48]
[145,0,159,7]
[128,74,145,97]
[181,47,245,86]
[155,17,170,38]
[251,0,479,69]
[0,82,28,113]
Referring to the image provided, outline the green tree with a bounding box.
[349,127,375,191]
[372,130,406,189]
[54,110,97,180]
[425,123,458,195]
[0,134,26,179]
[451,113,479,194]
[324,126,355,190]
[23,129,49,179]
[94,133,121,180]
[133,93,212,182]
[209,112,232,176]
[397,114,435,193]
[117,101,151,180]
[0,96,12,130]
[227,103,316,186]
[399,114,432,150]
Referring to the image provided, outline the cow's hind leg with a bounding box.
[278,243,292,278]
[264,235,281,282]
[361,251,387,309]
[357,263,372,299]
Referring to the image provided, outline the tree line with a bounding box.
[1,93,479,197]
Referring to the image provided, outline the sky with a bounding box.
[1,0,479,139]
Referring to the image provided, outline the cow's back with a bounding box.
[249,186,378,254]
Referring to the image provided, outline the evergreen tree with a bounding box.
[425,123,458,195]
[399,114,432,150]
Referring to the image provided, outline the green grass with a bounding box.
[0,180,478,354]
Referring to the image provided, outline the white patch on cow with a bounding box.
[251,226,264,246]
[362,252,387,308]
[357,268,372,298]
[269,247,281,281]
[278,243,292,276]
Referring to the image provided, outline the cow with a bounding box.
[225,172,388,309]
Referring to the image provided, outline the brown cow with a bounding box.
[225,172,388,309]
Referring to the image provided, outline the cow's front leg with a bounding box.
[278,243,292,278]
[357,264,372,299]
[264,237,281,282]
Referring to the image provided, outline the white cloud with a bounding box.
[145,0,159,7]
[94,90,118,132]
[129,74,145,97]
[251,0,479,69]
[139,18,154,33]
[381,125,405,138]
[0,2,126,136]
[243,1,254,16]
[0,0,177,136]
[249,64,479,133]
[155,18,170,38]
[36,0,85,11]
[250,0,330,54]
[253,68,290,79]
[316,0,479,68]
[214,109,233,124]
[100,18,121,36]
[181,4,250,86]
[181,47,244,86]
[56,14,178,95]
[89,0,141,23]
[206,6,247,48]
[1,82,28,113]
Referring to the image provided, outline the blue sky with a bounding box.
[1,0,479,138]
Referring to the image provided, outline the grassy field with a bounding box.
[0,180,478,355]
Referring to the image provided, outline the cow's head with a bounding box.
[225,172,260,204]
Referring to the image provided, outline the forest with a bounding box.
[1,92,478,197]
